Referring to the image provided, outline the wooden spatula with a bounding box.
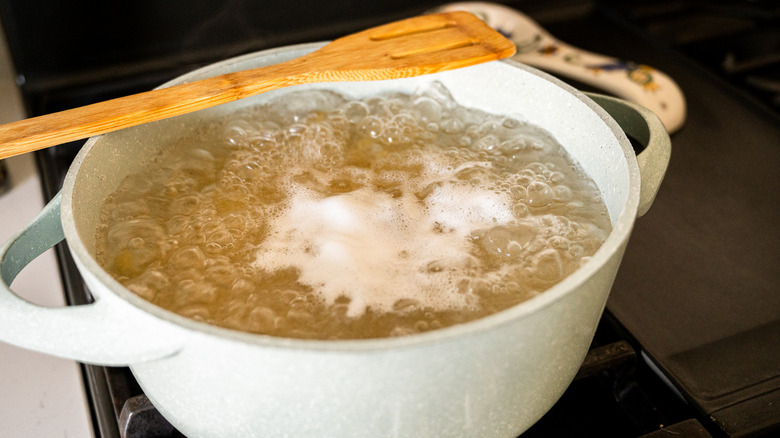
[0,11,515,160]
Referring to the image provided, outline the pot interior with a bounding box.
[62,42,638,326]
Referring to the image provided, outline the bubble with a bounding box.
[526,181,554,207]
[527,237,547,253]
[114,173,155,197]
[554,185,573,202]
[222,213,248,232]
[441,117,465,134]
[474,134,500,152]
[418,81,457,109]
[204,242,223,254]
[328,177,361,193]
[169,246,207,271]
[358,116,383,138]
[390,326,416,337]
[224,125,248,147]
[533,249,563,282]
[550,171,566,183]
[286,123,307,136]
[266,89,347,125]
[384,125,405,145]
[384,98,405,115]
[509,185,527,199]
[424,260,446,273]
[178,279,217,305]
[163,174,199,198]
[169,194,202,216]
[501,117,522,129]
[113,247,159,278]
[106,218,164,249]
[231,278,255,295]
[109,200,151,221]
[547,236,570,250]
[286,308,314,325]
[393,298,420,312]
[526,162,548,174]
[475,226,515,258]
[512,202,530,218]
[172,149,217,180]
[178,303,210,321]
[498,138,528,157]
[344,101,369,123]
[208,229,235,248]
[412,96,442,123]
[127,283,157,301]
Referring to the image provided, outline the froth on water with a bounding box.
[95,82,611,340]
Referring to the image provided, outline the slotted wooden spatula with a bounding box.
[0,11,515,160]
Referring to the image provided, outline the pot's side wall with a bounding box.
[129,242,627,438]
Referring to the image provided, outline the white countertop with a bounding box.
[0,19,94,438]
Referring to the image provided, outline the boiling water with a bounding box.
[95,83,611,340]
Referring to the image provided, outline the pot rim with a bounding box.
[61,42,640,352]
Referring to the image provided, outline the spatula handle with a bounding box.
[0,12,515,160]
[0,60,308,160]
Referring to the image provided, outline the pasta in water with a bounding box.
[95,82,610,340]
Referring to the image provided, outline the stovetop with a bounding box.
[592,3,780,436]
[1,1,778,437]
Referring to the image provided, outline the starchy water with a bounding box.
[95,82,611,340]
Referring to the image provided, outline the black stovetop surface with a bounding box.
[580,3,780,436]
[2,1,778,437]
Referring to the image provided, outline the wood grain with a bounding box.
[0,12,514,160]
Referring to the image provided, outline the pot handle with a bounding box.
[585,92,671,217]
[0,193,184,365]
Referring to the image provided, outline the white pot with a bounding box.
[0,42,670,437]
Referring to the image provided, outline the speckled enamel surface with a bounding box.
[1,42,669,437]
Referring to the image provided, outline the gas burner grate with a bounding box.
[607,0,780,115]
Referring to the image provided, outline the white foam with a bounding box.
[253,178,514,317]
[424,183,514,233]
